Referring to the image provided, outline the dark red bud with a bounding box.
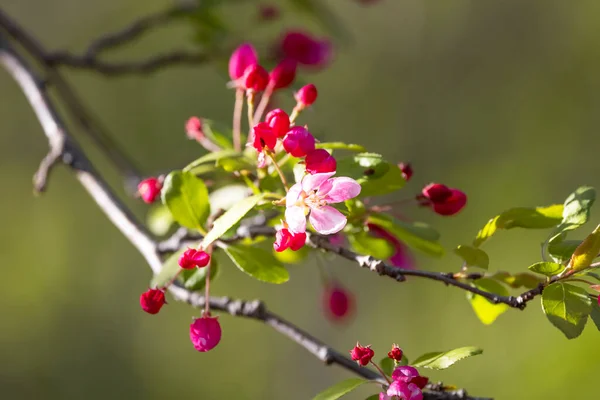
[140,288,166,314]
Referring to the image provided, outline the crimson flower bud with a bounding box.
[185,117,204,141]
[388,344,403,361]
[265,109,290,138]
[324,283,354,322]
[252,122,277,152]
[432,189,467,216]
[229,43,258,81]
[295,84,318,107]
[242,64,269,92]
[349,343,374,366]
[140,288,166,315]
[305,149,336,174]
[421,183,452,203]
[282,126,315,157]
[269,58,297,90]
[398,162,413,181]
[274,228,306,252]
[138,177,162,204]
[178,248,211,269]
[190,315,222,352]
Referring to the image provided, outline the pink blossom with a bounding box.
[392,366,429,389]
[285,172,361,235]
[190,315,222,352]
[379,393,392,400]
[229,43,258,81]
[387,381,423,400]
[280,30,332,67]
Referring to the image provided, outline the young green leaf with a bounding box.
[161,171,210,231]
[202,194,264,248]
[312,378,369,400]
[454,245,489,269]
[315,142,366,152]
[566,224,600,272]
[541,282,592,339]
[222,244,289,284]
[473,204,563,247]
[368,213,443,257]
[467,278,510,325]
[379,357,395,377]
[336,153,405,197]
[348,231,396,260]
[182,149,239,172]
[527,262,566,277]
[557,186,596,232]
[547,239,582,264]
[412,347,483,370]
[490,271,542,289]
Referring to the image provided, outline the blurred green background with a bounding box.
[1,0,600,399]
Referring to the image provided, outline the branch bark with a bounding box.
[0,32,488,400]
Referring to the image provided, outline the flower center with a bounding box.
[303,189,327,209]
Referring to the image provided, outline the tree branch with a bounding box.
[0,33,487,400]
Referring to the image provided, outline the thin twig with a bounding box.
[0,35,486,400]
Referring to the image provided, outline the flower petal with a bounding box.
[322,177,361,203]
[285,205,307,233]
[301,171,335,192]
[309,205,347,235]
[286,183,303,207]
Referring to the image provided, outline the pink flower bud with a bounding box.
[229,43,258,81]
[274,228,307,252]
[295,84,318,107]
[269,58,297,90]
[349,343,374,366]
[138,177,162,204]
[388,344,403,361]
[280,31,332,67]
[398,162,413,181]
[185,117,204,141]
[282,126,315,157]
[178,248,211,270]
[421,183,452,203]
[305,149,336,174]
[140,288,166,314]
[190,315,222,352]
[431,189,467,216]
[324,283,354,322]
[242,64,269,92]
[265,109,290,138]
[252,122,277,152]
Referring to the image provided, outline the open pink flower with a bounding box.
[285,172,361,235]
[387,381,423,400]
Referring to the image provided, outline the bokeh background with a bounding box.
[1,0,600,399]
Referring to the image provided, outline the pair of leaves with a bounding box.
[367,213,444,257]
[542,282,592,339]
[336,153,406,197]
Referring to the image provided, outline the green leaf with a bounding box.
[180,256,219,292]
[161,171,210,231]
[349,230,396,260]
[183,149,239,173]
[454,245,489,269]
[547,239,582,264]
[312,378,368,400]
[379,357,395,377]
[567,224,600,272]
[542,282,592,339]
[315,142,366,152]
[557,186,596,233]
[222,244,289,284]
[467,278,510,325]
[215,154,255,172]
[528,262,566,277]
[590,301,600,331]
[336,153,405,197]
[360,164,406,197]
[412,347,483,370]
[368,213,443,257]
[473,204,563,247]
[146,204,175,236]
[202,194,264,248]
[208,185,251,213]
[364,396,380,400]
[490,271,542,289]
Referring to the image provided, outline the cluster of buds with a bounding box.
[350,343,428,400]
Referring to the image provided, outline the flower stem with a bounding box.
[289,104,303,125]
[268,152,289,191]
[253,81,275,125]
[164,268,183,289]
[204,246,214,315]
[370,360,392,385]
[246,91,256,146]
[232,88,244,151]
